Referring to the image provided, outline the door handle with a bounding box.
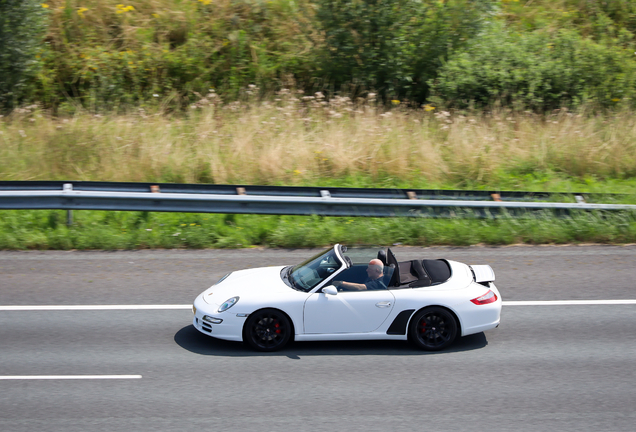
[376,301,392,308]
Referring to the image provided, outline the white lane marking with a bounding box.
[1,300,636,311]
[0,375,142,380]
[0,305,191,311]
[503,300,636,306]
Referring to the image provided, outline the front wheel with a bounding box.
[409,307,458,351]
[243,309,292,352]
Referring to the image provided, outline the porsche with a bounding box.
[192,244,501,351]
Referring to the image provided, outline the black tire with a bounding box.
[243,309,292,352]
[409,307,458,351]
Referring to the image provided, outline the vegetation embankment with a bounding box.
[4,0,636,111]
[2,0,636,248]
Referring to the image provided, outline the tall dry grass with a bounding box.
[2,94,636,187]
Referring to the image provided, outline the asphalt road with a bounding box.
[1,245,636,432]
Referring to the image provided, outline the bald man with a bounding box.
[332,259,388,291]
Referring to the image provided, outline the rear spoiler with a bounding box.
[470,265,495,283]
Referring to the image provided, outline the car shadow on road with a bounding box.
[174,325,488,358]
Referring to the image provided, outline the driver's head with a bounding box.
[367,259,384,279]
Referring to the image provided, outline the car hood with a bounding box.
[202,266,289,307]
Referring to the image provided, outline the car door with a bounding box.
[303,289,395,334]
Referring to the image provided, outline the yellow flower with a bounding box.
[152,13,159,18]
[293,169,301,175]
[391,100,400,105]
[423,104,435,112]
[41,3,49,8]
[116,4,134,13]
[77,7,88,18]
[612,98,620,102]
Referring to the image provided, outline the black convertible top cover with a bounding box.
[422,259,451,284]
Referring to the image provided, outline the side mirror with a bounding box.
[322,286,338,296]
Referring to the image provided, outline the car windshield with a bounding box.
[287,246,343,292]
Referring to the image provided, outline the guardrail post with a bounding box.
[63,183,73,226]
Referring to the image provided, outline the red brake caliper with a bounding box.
[420,319,427,333]
[274,322,281,334]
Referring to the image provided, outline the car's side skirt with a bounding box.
[295,333,407,342]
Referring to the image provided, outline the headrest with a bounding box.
[377,250,388,265]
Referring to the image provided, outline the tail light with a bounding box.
[471,289,497,305]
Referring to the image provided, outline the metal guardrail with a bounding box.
[0,181,634,218]
[0,180,626,201]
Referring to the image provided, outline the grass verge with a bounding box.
[2,210,636,250]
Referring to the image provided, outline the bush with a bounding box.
[0,0,47,110]
[499,0,636,45]
[33,0,319,111]
[315,0,495,102]
[429,25,636,110]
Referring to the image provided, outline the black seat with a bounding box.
[397,259,432,287]
[398,261,418,284]
[377,250,388,266]
[408,259,432,287]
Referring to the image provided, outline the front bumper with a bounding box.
[192,294,248,342]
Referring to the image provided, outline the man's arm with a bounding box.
[332,280,367,291]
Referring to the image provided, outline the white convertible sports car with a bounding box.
[192,244,501,351]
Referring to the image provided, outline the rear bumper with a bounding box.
[459,282,502,336]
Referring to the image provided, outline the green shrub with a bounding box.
[500,0,636,45]
[315,0,495,102]
[430,25,636,110]
[0,0,47,109]
[33,0,319,111]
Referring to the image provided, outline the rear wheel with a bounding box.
[243,309,292,352]
[409,307,458,351]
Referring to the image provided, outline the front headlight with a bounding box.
[218,296,239,313]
